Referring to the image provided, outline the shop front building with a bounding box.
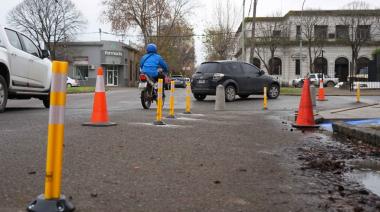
[58,41,140,87]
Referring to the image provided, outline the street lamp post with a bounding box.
[55,0,66,60]
[299,0,306,76]
[242,0,246,62]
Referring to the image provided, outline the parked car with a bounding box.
[67,77,80,87]
[171,74,186,88]
[292,73,338,88]
[0,25,52,112]
[191,60,280,102]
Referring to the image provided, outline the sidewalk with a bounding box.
[319,103,380,120]
[324,87,380,96]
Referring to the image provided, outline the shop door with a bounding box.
[107,70,118,86]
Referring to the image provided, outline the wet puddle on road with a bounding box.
[345,160,380,196]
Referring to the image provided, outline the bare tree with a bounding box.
[295,12,327,73]
[7,0,86,59]
[203,0,237,60]
[339,1,380,78]
[103,0,193,46]
[254,13,289,74]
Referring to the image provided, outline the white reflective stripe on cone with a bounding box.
[48,106,65,124]
[95,76,105,92]
[51,73,68,92]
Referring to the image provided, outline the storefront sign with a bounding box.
[104,50,123,57]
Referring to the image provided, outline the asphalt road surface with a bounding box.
[1,88,379,211]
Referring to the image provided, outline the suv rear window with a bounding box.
[197,63,220,73]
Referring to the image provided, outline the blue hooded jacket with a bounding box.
[140,43,168,78]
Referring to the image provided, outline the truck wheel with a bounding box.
[0,75,8,113]
[326,81,335,87]
[42,95,50,108]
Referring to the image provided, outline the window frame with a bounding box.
[240,63,260,76]
[19,34,41,58]
[5,28,23,51]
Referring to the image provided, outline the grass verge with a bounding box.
[67,86,95,94]
[281,87,302,95]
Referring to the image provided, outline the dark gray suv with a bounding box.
[191,60,280,102]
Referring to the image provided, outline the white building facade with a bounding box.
[235,10,380,86]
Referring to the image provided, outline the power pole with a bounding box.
[249,0,258,64]
[242,0,246,62]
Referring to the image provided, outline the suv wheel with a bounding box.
[225,85,236,102]
[194,94,206,101]
[268,84,280,99]
[42,95,50,108]
[0,75,8,113]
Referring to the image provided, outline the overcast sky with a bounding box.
[1,0,380,64]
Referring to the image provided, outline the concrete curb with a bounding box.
[332,121,380,146]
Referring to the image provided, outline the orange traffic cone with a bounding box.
[317,79,327,101]
[293,78,319,128]
[83,67,116,127]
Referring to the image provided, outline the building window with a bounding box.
[314,57,328,75]
[268,57,282,75]
[296,25,301,39]
[357,25,370,40]
[252,57,261,69]
[273,30,281,37]
[314,25,328,40]
[74,65,89,80]
[336,25,349,40]
[295,59,300,75]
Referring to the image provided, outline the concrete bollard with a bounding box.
[310,84,316,107]
[215,84,225,111]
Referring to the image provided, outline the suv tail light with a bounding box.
[139,74,147,81]
[213,73,224,81]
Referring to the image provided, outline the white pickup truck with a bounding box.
[0,26,52,112]
[292,73,339,88]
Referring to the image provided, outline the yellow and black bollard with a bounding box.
[184,81,192,114]
[153,78,165,125]
[167,80,176,118]
[356,82,361,103]
[27,61,74,212]
[263,86,268,110]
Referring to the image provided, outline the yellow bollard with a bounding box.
[153,78,165,125]
[27,61,75,212]
[356,82,360,103]
[167,80,175,118]
[263,87,268,110]
[184,81,192,114]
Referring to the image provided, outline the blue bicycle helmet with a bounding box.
[146,43,157,53]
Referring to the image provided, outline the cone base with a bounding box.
[292,123,320,129]
[263,108,268,110]
[166,115,176,119]
[27,194,74,212]
[317,99,328,101]
[82,122,117,127]
[183,111,192,114]
[153,120,166,125]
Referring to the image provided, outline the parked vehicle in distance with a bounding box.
[171,74,186,88]
[67,77,80,87]
[164,75,171,90]
[292,73,339,88]
[0,25,52,112]
[191,60,280,102]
